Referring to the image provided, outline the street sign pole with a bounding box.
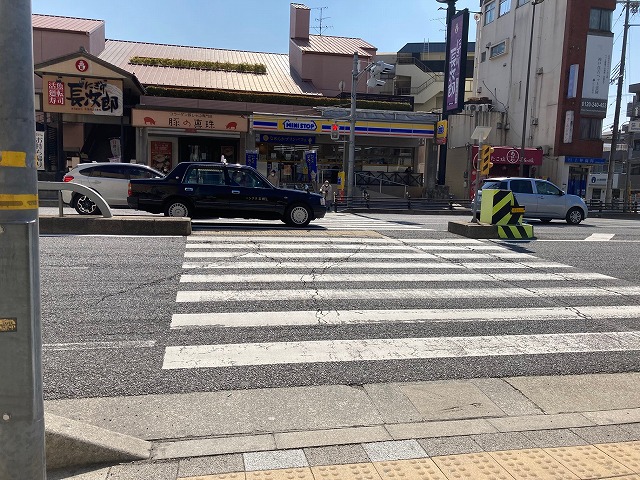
[0,1,47,478]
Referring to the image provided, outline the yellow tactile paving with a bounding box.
[432,452,515,480]
[246,467,315,479]
[311,462,383,479]
[544,445,634,479]
[373,458,448,479]
[490,448,580,479]
[595,441,640,473]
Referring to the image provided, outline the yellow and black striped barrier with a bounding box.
[480,189,534,239]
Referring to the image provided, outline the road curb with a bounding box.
[45,413,151,470]
[38,215,191,236]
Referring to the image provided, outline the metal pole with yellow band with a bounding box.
[0,0,47,477]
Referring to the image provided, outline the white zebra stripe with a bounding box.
[161,331,640,369]
[189,236,485,244]
[180,261,574,270]
[185,243,508,251]
[183,251,535,260]
[179,272,614,283]
[170,305,640,329]
[176,286,640,302]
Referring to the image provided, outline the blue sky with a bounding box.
[33,0,638,130]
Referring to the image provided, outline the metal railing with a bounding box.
[37,181,113,218]
[355,171,423,191]
[333,193,471,212]
[587,199,639,214]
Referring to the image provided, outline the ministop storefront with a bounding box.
[251,113,437,190]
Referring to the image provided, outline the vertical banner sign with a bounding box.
[445,9,470,114]
[35,131,45,170]
[245,150,258,169]
[304,150,318,183]
[567,64,579,98]
[564,111,575,143]
[580,35,613,116]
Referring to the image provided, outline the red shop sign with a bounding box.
[471,145,543,166]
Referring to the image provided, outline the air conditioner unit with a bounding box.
[536,67,544,75]
[465,104,477,112]
[531,118,539,125]
[536,145,551,155]
[477,104,491,112]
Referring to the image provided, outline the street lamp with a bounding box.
[519,0,545,177]
[436,0,458,186]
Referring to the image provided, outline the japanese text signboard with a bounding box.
[445,10,469,114]
[42,75,123,116]
[580,35,613,116]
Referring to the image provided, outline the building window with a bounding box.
[489,40,507,58]
[499,0,511,16]
[579,118,603,139]
[517,0,530,6]
[484,1,496,24]
[589,8,612,32]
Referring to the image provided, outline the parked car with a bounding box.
[63,162,164,215]
[474,177,588,224]
[127,162,326,227]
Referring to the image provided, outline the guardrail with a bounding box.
[587,200,639,214]
[37,182,113,218]
[333,194,471,212]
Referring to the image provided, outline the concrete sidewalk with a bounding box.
[45,373,640,479]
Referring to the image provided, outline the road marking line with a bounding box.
[183,251,535,260]
[189,236,484,244]
[180,261,575,270]
[161,331,640,369]
[176,286,640,302]
[43,340,156,351]
[170,305,640,329]
[585,233,615,241]
[179,272,614,283]
[185,243,508,252]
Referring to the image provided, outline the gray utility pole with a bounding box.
[605,0,631,205]
[519,0,545,177]
[0,0,47,478]
[347,52,358,206]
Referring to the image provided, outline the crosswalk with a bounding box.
[162,232,640,374]
[191,212,433,230]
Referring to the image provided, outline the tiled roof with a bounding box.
[32,14,103,33]
[99,40,321,96]
[291,35,375,57]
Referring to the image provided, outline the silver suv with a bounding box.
[62,162,163,214]
[475,177,588,224]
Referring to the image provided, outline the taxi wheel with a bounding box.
[284,204,311,227]
[164,199,193,218]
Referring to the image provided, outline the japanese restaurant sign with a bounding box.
[42,75,123,116]
[132,109,248,132]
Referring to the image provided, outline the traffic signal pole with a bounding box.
[0,1,47,478]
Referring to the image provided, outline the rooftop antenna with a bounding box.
[312,6,333,35]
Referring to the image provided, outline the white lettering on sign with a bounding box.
[283,120,317,131]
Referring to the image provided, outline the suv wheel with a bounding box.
[566,207,584,225]
[74,194,100,215]
[164,199,192,218]
[284,204,311,227]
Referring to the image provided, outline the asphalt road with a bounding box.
[38,211,640,400]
